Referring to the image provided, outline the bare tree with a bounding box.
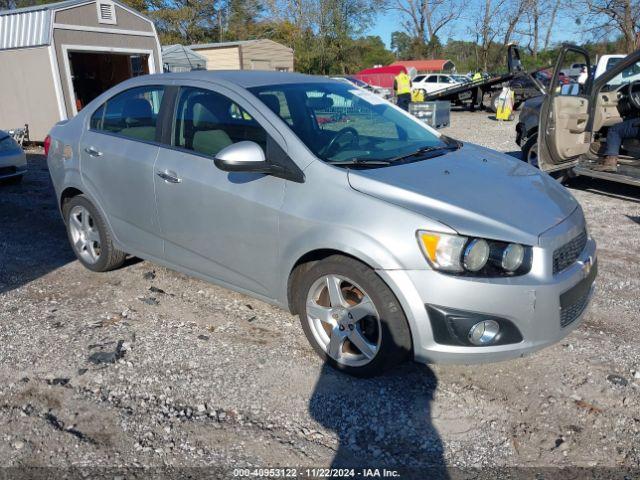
[580,0,640,53]
[543,0,560,50]
[391,0,461,52]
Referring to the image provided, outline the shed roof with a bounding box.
[189,39,293,53]
[0,0,154,50]
[162,44,207,60]
[390,59,454,72]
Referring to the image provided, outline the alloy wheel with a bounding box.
[305,274,382,367]
[68,205,101,264]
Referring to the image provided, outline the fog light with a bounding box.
[468,320,500,345]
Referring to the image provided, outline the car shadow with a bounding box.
[568,176,640,204]
[309,362,448,479]
[0,152,75,294]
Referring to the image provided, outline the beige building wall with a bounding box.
[195,46,241,70]
[241,40,294,71]
[0,46,60,141]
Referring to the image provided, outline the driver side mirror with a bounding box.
[214,141,271,173]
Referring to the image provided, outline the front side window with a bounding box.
[90,85,164,142]
[553,50,589,97]
[172,87,267,157]
[249,82,448,164]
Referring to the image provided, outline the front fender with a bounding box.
[276,225,409,308]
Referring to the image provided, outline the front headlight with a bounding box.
[417,230,532,276]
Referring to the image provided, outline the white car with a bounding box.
[0,130,26,184]
[412,74,464,94]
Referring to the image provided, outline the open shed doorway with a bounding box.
[67,51,150,112]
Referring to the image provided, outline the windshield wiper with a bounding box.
[386,144,459,163]
[326,158,393,166]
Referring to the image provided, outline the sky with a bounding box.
[367,8,584,51]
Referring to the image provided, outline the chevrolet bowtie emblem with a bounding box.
[580,256,593,278]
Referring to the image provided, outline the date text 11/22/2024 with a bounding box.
[232,468,401,478]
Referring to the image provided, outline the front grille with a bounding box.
[553,230,587,274]
[560,289,590,328]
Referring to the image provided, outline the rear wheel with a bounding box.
[295,255,412,377]
[64,195,126,272]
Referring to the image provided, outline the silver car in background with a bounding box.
[0,130,27,184]
[46,71,597,376]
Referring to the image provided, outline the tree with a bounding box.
[225,0,265,40]
[579,0,640,53]
[390,0,460,57]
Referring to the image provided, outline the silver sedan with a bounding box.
[46,71,597,376]
[0,130,27,184]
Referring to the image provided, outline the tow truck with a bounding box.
[418,45,546,111]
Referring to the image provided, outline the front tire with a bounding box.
[522,134,568,183]
[63,195,126,272]
[522,134,539,168]
[294,255,412,377]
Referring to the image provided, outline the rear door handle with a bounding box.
[157,170,181,184]
[84,147,103,157]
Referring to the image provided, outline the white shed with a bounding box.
[162,44,207,72]
[0,0,162,140]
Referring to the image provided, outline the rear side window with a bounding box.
[90,85,164,142]
[172,87,267,157]
[425,75,438,83]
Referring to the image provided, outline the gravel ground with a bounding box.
[1,112,639,478]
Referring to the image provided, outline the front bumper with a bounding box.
[378,214,597,364]
[0,149,27,179]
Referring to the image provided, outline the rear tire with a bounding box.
[294,255,412,377]
[63,195,126,272]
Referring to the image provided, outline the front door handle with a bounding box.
[157,170,181,184]
[84,146,103,157]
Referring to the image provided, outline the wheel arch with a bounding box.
[287,249,378,315]
[60,186,84,215]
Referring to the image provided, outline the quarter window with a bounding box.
[172,87,267,157]
[90,85,164,142]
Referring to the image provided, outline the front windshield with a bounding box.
[604,59,640,91]
[248,82,448,164]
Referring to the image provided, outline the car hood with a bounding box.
[347,143,578,246]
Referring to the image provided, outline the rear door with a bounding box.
[81,84,166,258]
[538,45,592,172]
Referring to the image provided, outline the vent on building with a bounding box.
[96,1,117,25]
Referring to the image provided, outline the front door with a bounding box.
[154,84,285,298]
[80,84,166,258]
[538,45,592,172]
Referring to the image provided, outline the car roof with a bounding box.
[147,70,333,88]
